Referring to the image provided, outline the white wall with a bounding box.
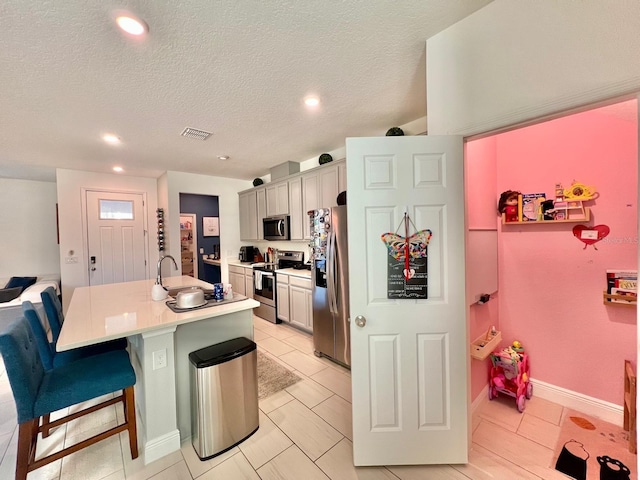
[56,169,158,308]
[426,0,640,136]
[164,171,252,284]
[0,178,60,278]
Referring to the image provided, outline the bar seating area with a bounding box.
[0,311,139,480]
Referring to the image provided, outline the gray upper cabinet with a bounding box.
[239,160,345,242]
[256,187,266,240]
[239,190,258,241]
[266,181,289,216]
[288,177,304,240]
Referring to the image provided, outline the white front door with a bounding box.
[86,190,147,286]
[347,135,468,466]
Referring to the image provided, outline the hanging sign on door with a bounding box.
[381,214,432,299]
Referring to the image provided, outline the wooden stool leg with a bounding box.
[124,386,139,459]
[16,419,38,480]
[41,413,51,438]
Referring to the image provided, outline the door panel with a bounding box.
[87,191,147,286]
[347,135,467,466]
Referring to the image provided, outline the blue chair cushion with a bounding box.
[22,300,128,371]
[0,318,44,423]
[0,286,22,303]
[34,349,136,419]
[53,338,129,367]
[22,301,55,370]
[41,286,63,341]
[5,276,37,293]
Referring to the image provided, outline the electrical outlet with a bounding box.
[153,349,167,370]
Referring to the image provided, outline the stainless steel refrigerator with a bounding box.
[309,206,350,367]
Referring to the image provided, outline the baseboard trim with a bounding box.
[143,429,181,465]
[471,384,489,415]
[530,378,623,426]
[470,379,623,426]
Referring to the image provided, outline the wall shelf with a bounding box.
[603,291,637,308]
[470,330,502,361]
[502,207,590,225]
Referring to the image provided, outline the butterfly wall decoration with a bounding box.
[381,214,432,281]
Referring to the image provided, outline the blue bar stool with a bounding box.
[0,317,138,480]
[40,286,128,351]
[22,300,131,437]
[22,301,128,370]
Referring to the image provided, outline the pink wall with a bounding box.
[466,136,500,400]
[495,103,637,404]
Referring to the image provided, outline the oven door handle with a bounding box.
[260,272,274,277]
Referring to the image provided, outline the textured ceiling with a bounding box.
[0,1,491,182]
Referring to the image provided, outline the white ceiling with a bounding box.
[0,1,492,183]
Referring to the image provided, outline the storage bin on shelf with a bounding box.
[488,344,532,413]
[470,329,501,361]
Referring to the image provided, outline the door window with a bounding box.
[99,199,134,220]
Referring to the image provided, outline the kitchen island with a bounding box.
[58,276,260,465]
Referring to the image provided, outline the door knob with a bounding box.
[90,267,96,271]
[355,315,366,327]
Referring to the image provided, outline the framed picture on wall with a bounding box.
[202,217,219,236]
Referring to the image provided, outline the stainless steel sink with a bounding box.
[165,286,204,297]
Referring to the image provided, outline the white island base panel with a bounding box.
[128,309,254,464]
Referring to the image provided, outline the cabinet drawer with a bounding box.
[289,276,311,289]
[276,273,289,284]
[229,265,244,275]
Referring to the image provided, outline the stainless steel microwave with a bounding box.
[263,215,290,241]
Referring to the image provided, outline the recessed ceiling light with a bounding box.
[103,134,121,145]
[116,14,148,36]
[113,166,124,173]
[304,96,320,107]
[217,155,230,161]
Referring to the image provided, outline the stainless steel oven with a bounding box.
[253,251,305,324]
[253,265,277,323]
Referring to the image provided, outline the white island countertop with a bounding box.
[58,276,259,351]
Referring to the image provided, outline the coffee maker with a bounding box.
[239,246,254,263]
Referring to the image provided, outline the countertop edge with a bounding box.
[58,297,260,351]
[275,268,312,278]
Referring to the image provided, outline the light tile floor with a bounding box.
[0,315,577,479]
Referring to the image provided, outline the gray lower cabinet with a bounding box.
[229,265,253,297]
[276,273,289,322]
[285,275,312,332]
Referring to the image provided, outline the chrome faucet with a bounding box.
[156,255,178,288]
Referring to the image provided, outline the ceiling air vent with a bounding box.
[180,127,212,141]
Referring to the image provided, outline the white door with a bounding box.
[86,190,147,286]
[347,135,468,465]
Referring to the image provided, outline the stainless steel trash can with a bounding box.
[189,337,259,460]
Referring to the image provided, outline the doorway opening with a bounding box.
[179,193,221,284]
[180,213,197,278]
[465,98,638,414]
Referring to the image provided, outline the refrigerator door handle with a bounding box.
[327,231,334,314]
[328,230,338,315]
